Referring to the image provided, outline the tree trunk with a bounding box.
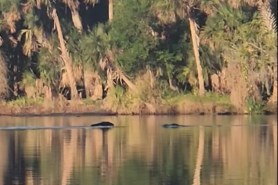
[168,75,179,92]
[71,8,83,32]
[147,68,154,88]
[192,126,205,185]
[189,18,205,96]
[109,0,113,22]
[64,0,83,32]
[116,67,138,94]
[268,80,277,103]
[51,8,78,99]
[0,52,8,99]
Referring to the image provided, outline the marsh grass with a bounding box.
[7,97,44,107]
[82,98,99,106]
[165,92,231,106]
[246,98,266,114]
[1,90,249,115]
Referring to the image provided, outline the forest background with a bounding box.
[0,0,277,115]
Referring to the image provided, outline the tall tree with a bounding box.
[201,1,277,110]
[152,0,206,95]
[109,0,113,21]
[51,8,79,99]
[26,0,80,99]
[182,0,205,96]
[18,0,80,99]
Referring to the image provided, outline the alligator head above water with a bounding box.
[90,121,114,129]
[162,123,183,128]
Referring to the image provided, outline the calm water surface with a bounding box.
[0,115,276,185]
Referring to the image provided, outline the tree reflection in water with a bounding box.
[100,128,112,184]
[0,115,276,185]
[192,126,204,185]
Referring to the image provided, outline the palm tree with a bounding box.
[153,0,206,95]
[201,1,277,109]
[51,8,79,99]
[18,0,79,99]
[257,0,277,105]
[174,0,206,96]
[39,1,82,99]
[0,3,21,51]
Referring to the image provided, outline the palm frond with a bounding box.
[258,1,277,33]
[18,29,34,57]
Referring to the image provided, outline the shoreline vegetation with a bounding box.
[0,0,277,116]
[0,92,276,116]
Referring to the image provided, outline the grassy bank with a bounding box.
[0,93,275,116]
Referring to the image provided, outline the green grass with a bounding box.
[81,98,107,109]
[165,92,231,106]
[7,97,44,107]
[246,97,265,114]
[82,98,98,105]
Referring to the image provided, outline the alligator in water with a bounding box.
[162,123,188,128]
[162,123,223,128]
[90,121,114,129]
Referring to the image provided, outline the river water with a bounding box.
[0,115,276,185]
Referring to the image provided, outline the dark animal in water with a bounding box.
[90,121,114,129]
[162,123,185,128]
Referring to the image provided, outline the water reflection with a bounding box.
[0,115,276,185]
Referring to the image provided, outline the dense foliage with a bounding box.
[0,0,277,112]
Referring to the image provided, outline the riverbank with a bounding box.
[0,104,233,116]
[0,95,276,116]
